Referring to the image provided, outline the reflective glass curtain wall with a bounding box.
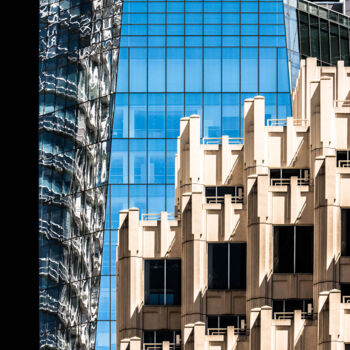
[39,0,122,349]
[102,0,294,347]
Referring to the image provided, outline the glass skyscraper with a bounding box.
[38,0,349,348]
[39,0,122,349]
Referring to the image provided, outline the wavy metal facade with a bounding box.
[38,0,122,348]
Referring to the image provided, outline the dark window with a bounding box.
[144,259,181,305]
[295,226,313,273]
[166,260,181,305]
[207,315,246,333]
[340,27,350,66]
[330,23,340,65]
[336,150,350,168]
[208,243,246,290]
[143,330,181,349]
[270,169,310,185]
[205,186,244,204]
[340,283,350,300]
[341,209,350,256]
[310,15,320,58]
[272,299,313,318]
[320,19,330,63]
[299,12,310,57]
[274,226,313,273]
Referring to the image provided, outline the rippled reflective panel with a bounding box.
[38,0,122,349]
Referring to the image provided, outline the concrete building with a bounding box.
[116,57,350,350]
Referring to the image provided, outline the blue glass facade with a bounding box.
[98,0,296,348]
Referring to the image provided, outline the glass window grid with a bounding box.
[296,9,350,66]
[103,0,296,348]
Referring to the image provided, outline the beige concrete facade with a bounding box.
[116,58,350,350]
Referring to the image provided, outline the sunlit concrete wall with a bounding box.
[116,58,350,350]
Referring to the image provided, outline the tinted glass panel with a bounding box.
[229,243,246,289]
[208,244,228,289]
[320,20,330,64]
[310,16,320,58]
[166,260,181,305]
[295,226,313,273]
[274,226,294,273]
[145,260,165,305]
[299,12,310,56]
[341,209,350,256]
[220,315,237,328]
[330,24,340,65]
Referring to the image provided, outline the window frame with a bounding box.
[207,242,246,290]
[144,258,181,306]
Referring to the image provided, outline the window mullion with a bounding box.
[228,243,230,289]
[294,226,296,273]
[164,259,167,305]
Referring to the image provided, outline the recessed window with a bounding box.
[272,299,313,319]
[340,284,350,303]
[207,315,246,334]
[273,226,313,273]
[208,243,246,290]
[270,168,310,186]
[336,150,350,168]
[144,259,181,305]
[205,186,244,204]
[341,209,350,256]
[143,330,181,349]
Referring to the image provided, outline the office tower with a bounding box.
[38,0,122,349]
[101,1,349,347]
[116,57,350,349]
[38,0,350,349]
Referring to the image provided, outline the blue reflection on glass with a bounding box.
[96,322,110,350]
[110,139,128,184]
[264,93,277,123]
[111,185,128,229]
[259,48,277,92]
[278,93,292,118]
[167,48,184,92]
[111,230,117,275]
[101,231,110,275]
[130,48,147,92]
[113,94,128,138]
[97,276,110,320]
[130,139,147,184]
[166,139,177,184]
[185,48,202,92]
[148,185,165,213]
[148,139,165,184]
[204,48,221,92]
[148,48,165,92]
[222,93,240,137]
[148,93,165,138]
[130,94,147,138]
[185,93,202,120]
[278,48,290,92]
[130,185,147,216]
[111,276,116,320]
[167,93,184,138]
[204,93,221,137]
[241,48,258,92]
[166,185,175,213]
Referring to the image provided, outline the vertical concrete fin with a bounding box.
[253,96,266,167]
[160,211,169,256]
[189,114,201,182]
[222,135,230,184]
[260,306,272,350]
